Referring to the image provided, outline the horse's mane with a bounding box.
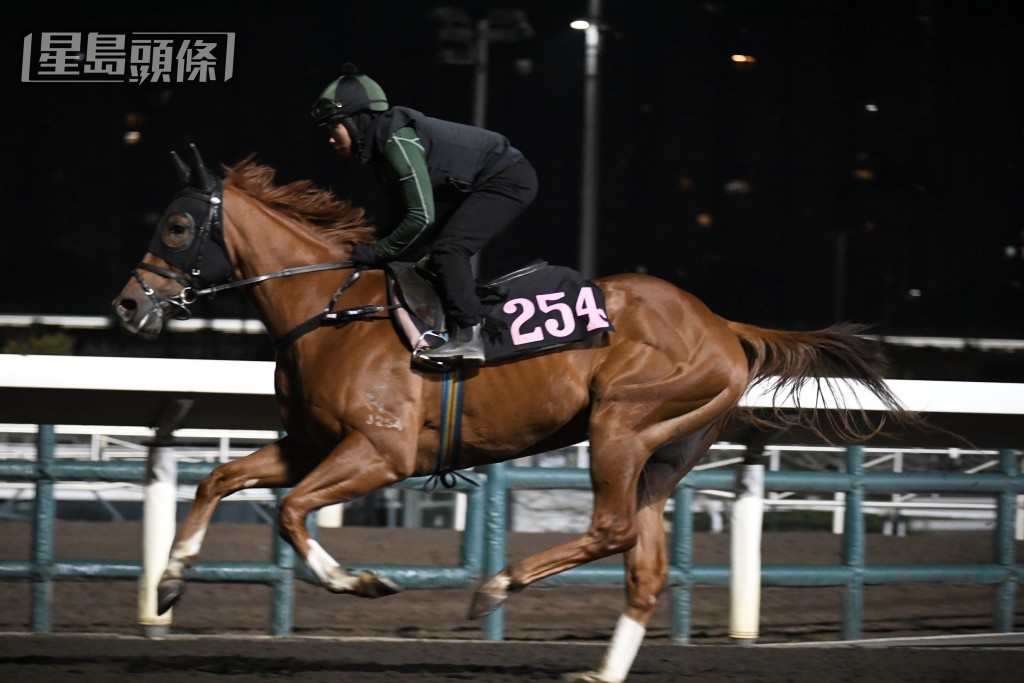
[223,157,375,245]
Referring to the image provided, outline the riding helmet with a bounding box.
[310,63,389,125]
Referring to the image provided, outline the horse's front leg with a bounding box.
[158,438,302,614]
[277,431,405,598]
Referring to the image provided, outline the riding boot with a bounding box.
[420,323,486,365]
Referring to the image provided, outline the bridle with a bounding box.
[130,172,393,348]
[132,178,230,321]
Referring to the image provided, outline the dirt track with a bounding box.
[2,633,1024,682]
[1,522,1023,681]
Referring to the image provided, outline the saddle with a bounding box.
[385,259,614,368]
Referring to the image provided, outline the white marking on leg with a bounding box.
[165,528,206,578]
[305,539,339,579]
[306,539,358,592]
[596,614,646,683]
[242,478,259,489]
[484,572,511,593]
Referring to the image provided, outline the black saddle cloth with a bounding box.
[387,261,614,363]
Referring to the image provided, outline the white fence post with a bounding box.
[729,457,764,643]
[832,492,846,535]
[317,503,344,528]
[138,399,192,637]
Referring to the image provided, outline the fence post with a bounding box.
[729,453,764,643]
[842,445,865,640]
[482,463,507,640]
[993,449,1018,632]
[670,483,694,644]
[138,399,193,637]
[271,487,295,636]
[30,424,56,632]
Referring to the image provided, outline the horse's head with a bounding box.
[112,144,234,338]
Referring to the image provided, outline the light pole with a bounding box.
[431,7,533,129]
[573,0,602,278]
[473,17,490,128]
[431,7,533,273]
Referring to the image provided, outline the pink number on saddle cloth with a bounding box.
[485,265,613,361]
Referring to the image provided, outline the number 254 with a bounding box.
[503,287,610,346]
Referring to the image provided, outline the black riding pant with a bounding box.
[429,159,537,328]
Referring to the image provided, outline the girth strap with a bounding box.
[423,367,477,492]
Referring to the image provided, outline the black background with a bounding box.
[3,1,1022,344]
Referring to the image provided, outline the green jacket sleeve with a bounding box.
[375,126,436,258]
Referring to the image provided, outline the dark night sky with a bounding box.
[3,1,1023,338]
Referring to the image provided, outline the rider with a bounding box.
[311,63,538,366]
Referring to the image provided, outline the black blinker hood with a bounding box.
[145,144,233,287]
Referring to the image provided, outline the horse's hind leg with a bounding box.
[568,430,720,683]
[469,421,648,617]
[472,328,747,605]
[157,438,303,614]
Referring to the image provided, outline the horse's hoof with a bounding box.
[468,576,510,619]
[156,578,185,615]
[356,570,401,598]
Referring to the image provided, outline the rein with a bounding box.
[271,267,397,350]
[136,255,397,348]
[188,262,398,350]
[132,175,397,347]
[191,261,357,298]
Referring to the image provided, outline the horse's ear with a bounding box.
[170,150,191,185]
[188,143,215,192]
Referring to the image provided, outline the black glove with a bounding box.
[351,243,385,266]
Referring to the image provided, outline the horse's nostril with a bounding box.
[114,297,137,322]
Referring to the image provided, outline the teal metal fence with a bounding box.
[1,426,1021,641]
[0,424,484,635]
[482,446,1024,642]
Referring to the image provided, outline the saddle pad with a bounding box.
[480,265,614,362]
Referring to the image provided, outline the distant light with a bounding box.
[724,179,750,195]
[731,54,756,64]
[696,213,714,229]
[865,103,879,112]
[123,131,142,145]
[908,289,923,298]
[570,20,591,30]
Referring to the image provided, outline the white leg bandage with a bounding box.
[597,615,646,683]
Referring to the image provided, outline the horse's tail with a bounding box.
[726,321,919,442]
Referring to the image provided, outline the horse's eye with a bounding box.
[161,213,195,250]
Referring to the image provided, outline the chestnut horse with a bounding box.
[113,147,909,683]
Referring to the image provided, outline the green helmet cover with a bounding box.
[311,64,388,125]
